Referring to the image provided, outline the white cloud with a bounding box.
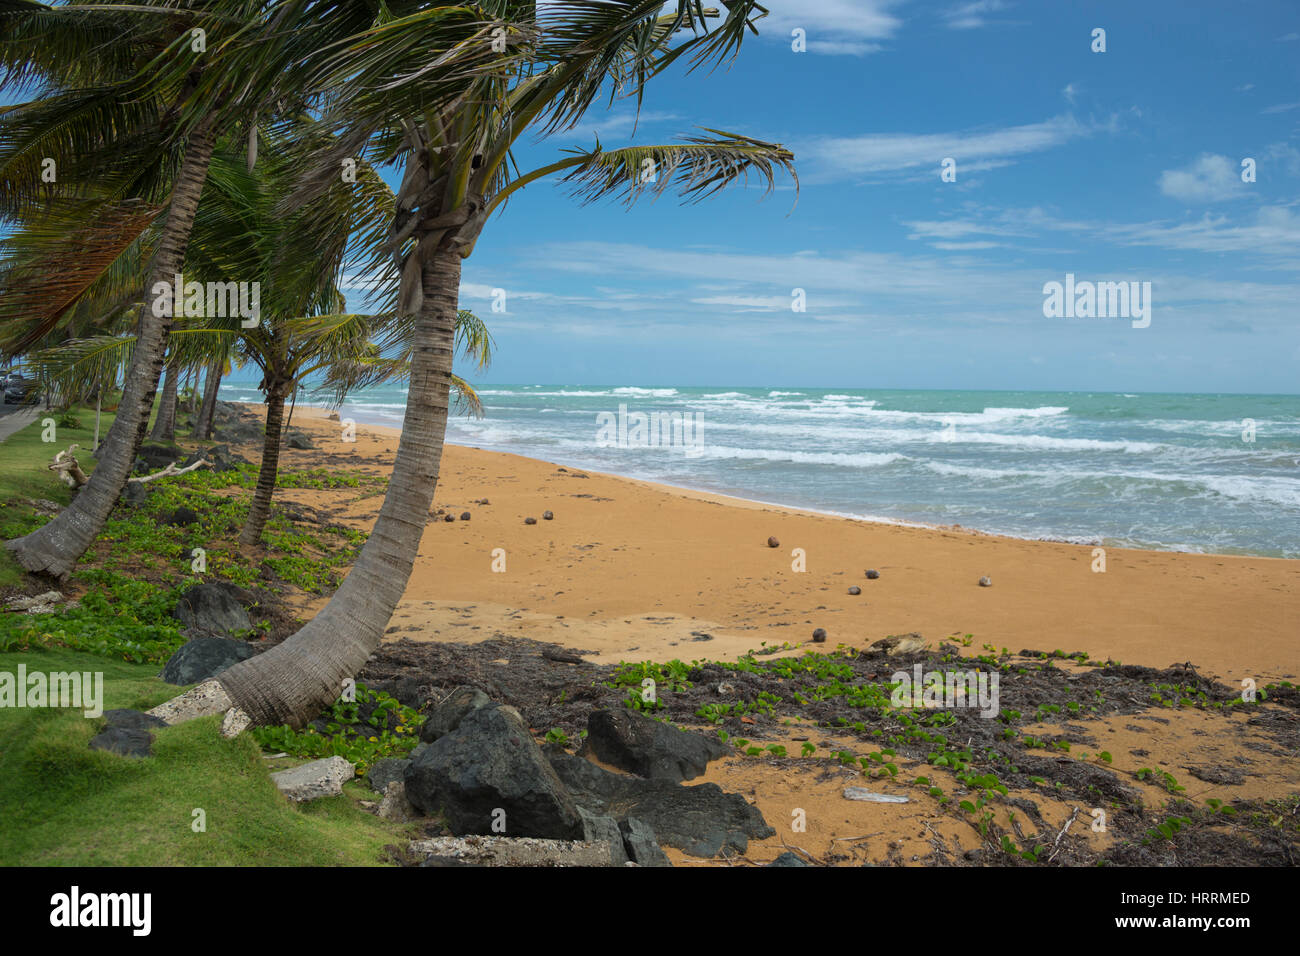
[1062,82,1079,104]
[1158,154,1250,203]
[761,0,903,56]
[1261,101,1300,114]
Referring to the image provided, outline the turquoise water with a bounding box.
[221,383,1300,558]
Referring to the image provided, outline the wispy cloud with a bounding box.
[801,114,1098,180]
[944,0,1011,30]
[1261,101,1300,114]
[761,0,903,56]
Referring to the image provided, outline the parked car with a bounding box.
[1,372,39,405]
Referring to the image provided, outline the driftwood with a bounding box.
[48,446,89,488]
[127,458,210,484]
[48,445,210,489]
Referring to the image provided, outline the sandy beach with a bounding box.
[269,404,1298,682]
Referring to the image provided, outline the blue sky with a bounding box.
[376,0,1300,394]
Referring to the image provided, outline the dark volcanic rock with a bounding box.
[579,808,629,865]
[524,517,537,525]
[163,506,200,527]
[159,635,256,685]
[367,757,413,793]
[173,582,253,636]
[286,431,315,449]
[213,419,263,444]
[102,709,167,732]
[542,511,554,521]
[548,753,774,858]
[135,441,182,472]
[585,708,728,783]
[120,482,150,508]
[89,727,154,758]
[812,628,827,643]
[767,850,811,867]
[865,569,880,579]
[767,536,780,548]
[620,817,671,867]
[419,686,492,743]
[405,704,583,840]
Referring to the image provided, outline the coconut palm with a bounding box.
[27,132,493,548]
[208,0,796,729]
[1,0,515,577]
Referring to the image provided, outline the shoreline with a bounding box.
[239,396,1291,561]
[239,402,1299,680]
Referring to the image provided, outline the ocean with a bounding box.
[218,383,1300,559]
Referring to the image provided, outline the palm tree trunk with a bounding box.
[238,384,288,547]
[149,357,179,441]
[217,249,461,727]
[195,358,222,439]
[5,118,218,578]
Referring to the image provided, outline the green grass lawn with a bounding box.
[0,647,414,865]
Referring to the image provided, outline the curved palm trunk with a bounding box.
[238,384,288,547]
[217,251,461,726]
[195,359,222,439]
[149,358,179,441]
[5,120,218,579]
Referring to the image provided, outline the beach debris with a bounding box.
[326,411,340,421]
[474,498,491,505]
[460,511,471,520]
[843,787,909,804]
[159,635,257,686]
[812,628,828,643]
[542,646,588,665]
[715,681,736,696]
[865,569,880,579]
[409,835,616,867]
[584,708,729,783]
[48,445,89,488]
[766,536,780,548]
[271,755,355,802]
[6,590,67,614]
[146,679,232,726]
[848,585,862,595]
[542,510,554,520]
[869,633,927,656]
[406,704,584,839]
[128,456,211,485]
[525,516,538,524]
[978,576,993,587]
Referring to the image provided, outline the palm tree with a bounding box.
[208,0,796,730]
[1,0,511,577]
